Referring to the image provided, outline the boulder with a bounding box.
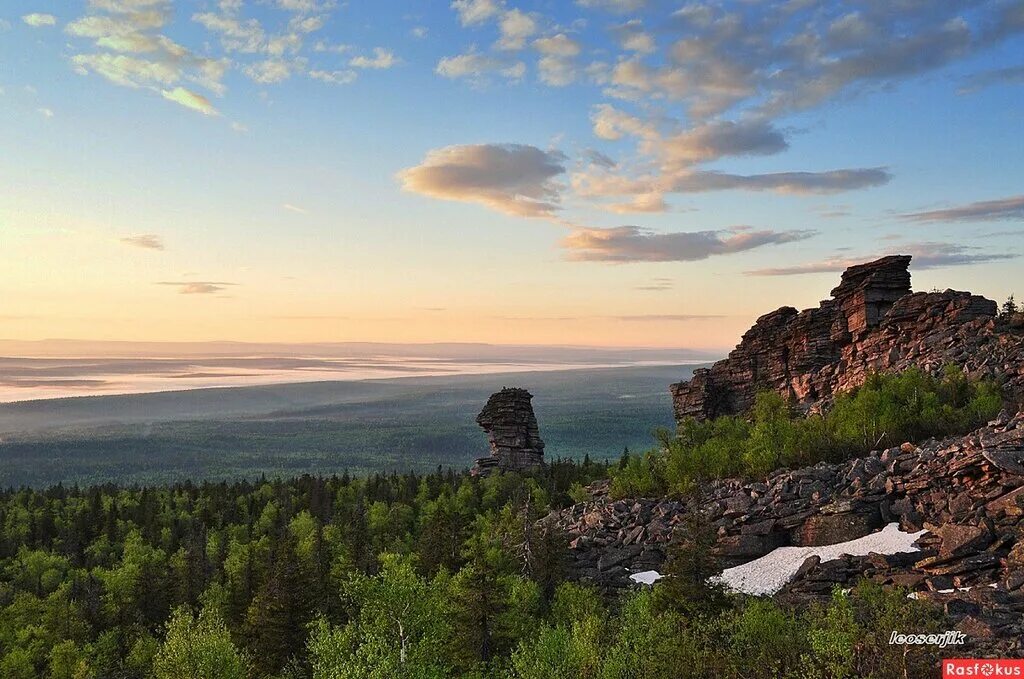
[792,504,882,546]
[932,523,993,560]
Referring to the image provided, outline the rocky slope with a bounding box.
[543,257,1024,655]
[671,255,1024,422]
[548,411,1024,654]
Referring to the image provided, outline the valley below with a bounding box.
[0,364,696,486]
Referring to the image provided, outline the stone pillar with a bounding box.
[471,387,545,475]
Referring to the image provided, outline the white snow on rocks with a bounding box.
[715,523,927,596]
[629,570,665,585]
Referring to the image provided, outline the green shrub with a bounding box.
[800,582,944,679]
[508,616,604,679]
[599,591,689,679]
[653,514,727,617]
[612,367,1003,497]
[608,451,665,498]
[722,599,808,677]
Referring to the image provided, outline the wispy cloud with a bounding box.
[583,149,616,169]
[816,205,852,219]
[529,1,1024,214]
[349,47,399,69]
[451,0,503,27]
[577,0,646,13]
[533,34,581,86]
[309,69,357,85]
[244,59,293,84]
[283,203,308,214]
[22,13,57,28]
[161,87,218,115]
[614,314,722,321]
[495,9,537,51]
[562,226,815,263]
[574,167,892,204]
[746,242,1017,276]
[435,50,525,84]
[157,281,237,294]
[56,0,394,116]
[67,0,230,113]
[958,65,1024,94]
[606,194,668,214]
[634,277,673,291]
[655,118,790,167]
[121,234,165,250]
[313,41,353,54]
[981,229,1024,239]
[900,195,1024,223]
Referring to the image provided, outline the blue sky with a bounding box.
[1,0,1023,348]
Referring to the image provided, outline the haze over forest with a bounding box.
[0,339,711,402]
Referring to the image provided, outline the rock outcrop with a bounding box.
[548,411,1024,654]
[671,255,1023,422]
[471,387,545,476]
[542,254,1024,653]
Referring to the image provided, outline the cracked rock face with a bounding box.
[670,255,1022,422]
[471,387,545,476]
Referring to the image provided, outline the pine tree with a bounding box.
[416,493,466,575]
[525,516,568,606]
[653,513,727,617]
[1002,294,1018,319]
[446,560,539,668]
[244,536,312,676]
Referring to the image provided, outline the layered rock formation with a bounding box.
[471,387,545,476]
[548,412,1024,654]
[671,255,1023,422]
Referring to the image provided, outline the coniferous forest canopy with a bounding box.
[0,460,947,679]
[0,369,1004,678]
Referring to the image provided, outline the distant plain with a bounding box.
[0,364,699,487]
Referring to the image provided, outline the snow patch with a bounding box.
[715,522,926,596]
[629,570,665,586]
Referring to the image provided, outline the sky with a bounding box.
[2,0,1023,350]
